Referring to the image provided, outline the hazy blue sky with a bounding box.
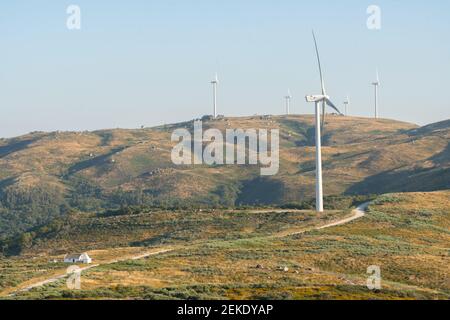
[1,1,449,137]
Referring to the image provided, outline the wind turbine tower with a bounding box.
[372,70,380,119]
[306,31,344,213]
[344,96,350,116]
[211,73,219,119]
[285,89,292,115]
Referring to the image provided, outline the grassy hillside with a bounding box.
[0,206,352,295]
[1,195,364,256]
[1,191,448,300]
[0,115,449,236]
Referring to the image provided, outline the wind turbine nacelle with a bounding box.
[305,95,328,103]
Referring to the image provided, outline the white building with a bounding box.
[64,253,92,264]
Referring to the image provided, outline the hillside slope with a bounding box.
[2,191,449,300]
[0,115,448,235]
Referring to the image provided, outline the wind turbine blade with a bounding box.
[312,30,326,95]
[376,69,380,85]
[326,98,343,115]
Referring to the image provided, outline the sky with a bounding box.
[0,0,449,138]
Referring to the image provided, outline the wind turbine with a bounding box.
[372,70,380,119]
[211,73,219,119]
[284,89,292,115]
[305,31,343,212]
[344,96,350,116]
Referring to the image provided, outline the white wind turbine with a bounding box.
[285,89,292,115]
[372,69,380,119]
[305,31,343,212]
[344,96,350,116]
[211,73,219,119]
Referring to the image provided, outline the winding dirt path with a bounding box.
[273,202,369,238]
[313,202,368,231]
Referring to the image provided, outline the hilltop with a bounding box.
[0,115,449,236]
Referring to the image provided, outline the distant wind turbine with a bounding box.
[306,31,343,213]
[344,96,350,116]
[284,89,292,115]
[211,73,219,119]
[372,70,380,119]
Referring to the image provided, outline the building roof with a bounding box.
[65,253,88,260]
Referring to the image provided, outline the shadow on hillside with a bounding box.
[279,118,339,147]
[430,143,450,164]
[407,119,450,136]
[65,147,127,176]
[0,177,17,192]
[0,138,37,159]
[130,233,172,247]
[346,137,450,195]
[280,119,313,146]
[236,177,285,205]
[95,131,114,146]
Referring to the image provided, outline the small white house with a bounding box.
[64,253,92,264]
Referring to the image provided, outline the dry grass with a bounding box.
[1,115,439,205]
[3,191,449,300]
